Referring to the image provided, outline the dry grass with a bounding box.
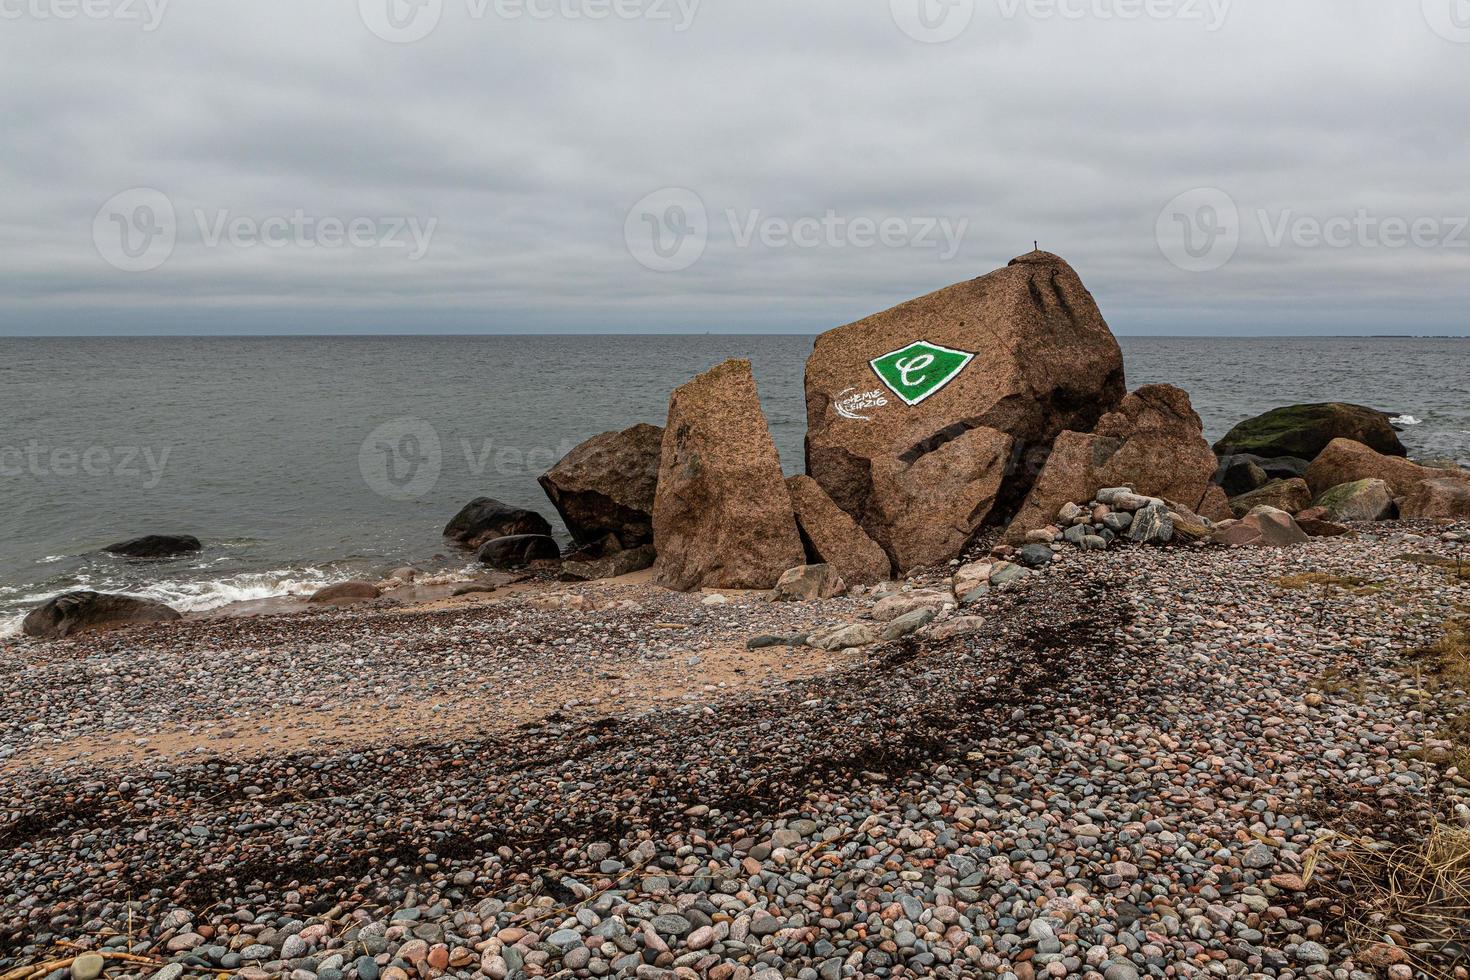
[1306,824,1470,978]
[1277,571,1370,591]
[1398,552,1470,585]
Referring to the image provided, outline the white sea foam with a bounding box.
[1391,415,1422,426]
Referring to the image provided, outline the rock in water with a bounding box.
[1312,479,1395,521]
[1306,438,1467,498]
[652,359,806,591]
[1007,385,1231,540]
[443,498,553,550]
[786,476,892,586]
[1398,477,1470,519]
[308,581,382,604]
[477,535,562,569]
[803,250,1125,572]
[22,591,181,638]
[538,423,663,549]
[1214,403,1407,460]
[773,564,847,601]
[1229,478,1313,516]
[103,534,202,558]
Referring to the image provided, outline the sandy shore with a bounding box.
[1,522,1467,979]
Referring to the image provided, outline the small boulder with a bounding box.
[444,498,552,550]
[1015,544,1056,568]
[774,564,847,601]
[1216,456,1269,497]
[1211,507,1309,548]
[1214,403,1406,460]
[22,591,181,638]
[951,560,995,598]
[386,566,418,582]
[558,545,657,582]
[1306,439,1460,498]
[871,591,948,622]
[786,475,891,587]
[1229,478,1312,517]
[538,423,663,549]
[652,360,806,590]
[1314,479,1395,521]
[308,581,382,604]
[477,535,562,569]
[922,616,987,641]
[1398,477,1470,519]
[1129,503,1175,544]
[810,624,878,651]
[881,607,935,641]
[103,534,202,558]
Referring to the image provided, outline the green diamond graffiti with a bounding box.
[869,341,975,406]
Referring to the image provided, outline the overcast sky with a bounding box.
[1,0,1467,336]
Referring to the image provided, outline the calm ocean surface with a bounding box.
[2,335,1466,634]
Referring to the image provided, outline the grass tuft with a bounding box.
[1277,572,1370,591]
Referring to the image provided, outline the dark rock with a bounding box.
[803,250,1125,572]
[103,535,202,558]
[1217,457,1268,497]
[1229,478,1313,517]
[1015,544,1056,569]
[477,535,562,569]
[443,498,552,550]
[559,545,657,582]
[1214,403,1406,460]
[538,423,663,549]
[22,591,181,639]
[308,581,382,604]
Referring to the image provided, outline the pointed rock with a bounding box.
[652,360,805,591]
[803,250,1125,571]
[786,476,891,586]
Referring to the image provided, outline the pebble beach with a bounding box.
[3,521,1467,980]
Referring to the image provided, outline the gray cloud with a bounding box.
[1,0,1467,336]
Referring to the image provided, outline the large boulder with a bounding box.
[538,423,663,549]
[22,591,181,638]
[773,564,847,601]
[1305,439,1458,498]
[803,251,1125,572]
[652,360,806,591]
[1313,479,1395,521]
[103,535,202,559]
[308,581,382,604]
[786,475,891,586]
[1211,506,1310,548]
[1006,385,1232,540]
[1229,478,1313,517]
[444,498,552,550]
[477,534,562,569]
[1398,477,1470,519]
[1214,403,1406,460]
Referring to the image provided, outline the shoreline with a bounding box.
[2,519,1467,977]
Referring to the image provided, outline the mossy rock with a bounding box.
[1314,478,1394,521]
[1214,403,1407,461]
